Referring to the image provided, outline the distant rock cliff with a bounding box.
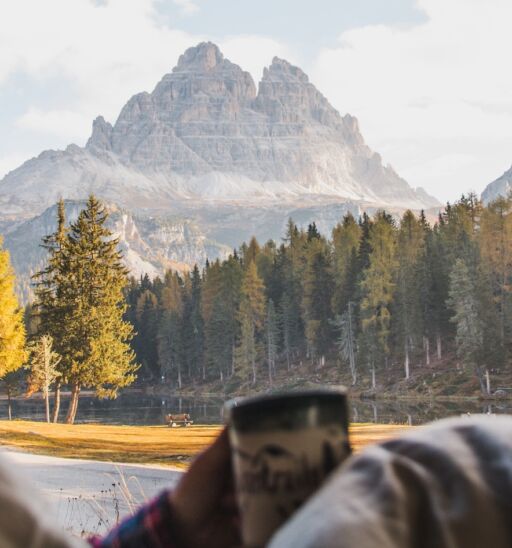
[0,42,440,290]
[481,165,512,204]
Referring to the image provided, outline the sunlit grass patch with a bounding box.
[0,421,409,466]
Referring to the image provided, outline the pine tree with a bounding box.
[302,239,334,365]
[134,290,160,379]
[425,222,451,360]
[278,231,305,366]
[479,195,512,352]
[236,261,265,383]
[206,296,233,382]
[393,211,425,379]
[202,256,242,381]
[0,237,26,382]
[265,299,279,385]
[307,222,321,241]
[279,290,300,370]
[448,258,486,393]
[156,271,184,386]
[62,196,137,423]
[181,266,204,380]
[332,213,362,315]
[244,237,261,267]
[158,308,184,388]
[332,301,357,384]
[32,198,68,422]
[236,301,258,383]
[26,335,61,423]
[359,212,397,387]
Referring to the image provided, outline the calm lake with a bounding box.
[2,392,512,426]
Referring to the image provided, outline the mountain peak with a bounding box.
[0,40,440,225]
[174,42,225,72]
[86,115,113,151]
[265,57,309,83]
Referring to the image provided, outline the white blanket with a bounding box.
[271,415,512,548]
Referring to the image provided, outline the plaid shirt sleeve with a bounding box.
[88,490,179,548]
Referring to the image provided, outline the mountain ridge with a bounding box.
[0,41,440,292]
[481,165,512,204]
[0,41,439,218]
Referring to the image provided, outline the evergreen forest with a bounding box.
[125,193,512,396]
[2,192,512,424]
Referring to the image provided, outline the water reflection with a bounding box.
[350,399,512,425]
[0,393,225,425]
[1,393,511,426]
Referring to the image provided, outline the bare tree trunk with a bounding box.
[178,365,182,390]
[45,391,50,423]
[7,390,12,421]
[65,383,80,424]
[267,336,273,386]
[404,341,410,380]
[347,301,356,385]
[424,336,430,366]
[436,333,442,360]
[475,366,487,395]
[371,364,376,390]
[485,369,491,396]
[52,381,61,423]
[352,406,359,422]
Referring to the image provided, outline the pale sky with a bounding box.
[1,0,512,203]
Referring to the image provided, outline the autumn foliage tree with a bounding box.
[0,238,26,418]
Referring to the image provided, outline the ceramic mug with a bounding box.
[226,389,350,547]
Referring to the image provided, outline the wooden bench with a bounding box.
[165,413,193,427]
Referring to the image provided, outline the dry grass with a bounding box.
[0,421,409,467]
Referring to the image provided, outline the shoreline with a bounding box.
[6,388,512,406]
[1,448,181,538]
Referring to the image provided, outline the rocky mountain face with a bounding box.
[6,200,231,300]
[0,42,439,290]
[481,165,512,204]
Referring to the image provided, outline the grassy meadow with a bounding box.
[0,421,409,467]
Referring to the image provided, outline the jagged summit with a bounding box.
[0,41,439,222]
[86,116,113,152]
[0,41,441,289]
[175,42,226,72]
[265,57,310,83]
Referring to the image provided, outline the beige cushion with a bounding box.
[271,415,512,548]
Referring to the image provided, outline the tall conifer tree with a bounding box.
[359,212,397,387]
[236,261,265,383]
[63,196,137,423]
[33,199,68,421]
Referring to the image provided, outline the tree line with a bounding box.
[126,193,512,395]
[1,192,511,424]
